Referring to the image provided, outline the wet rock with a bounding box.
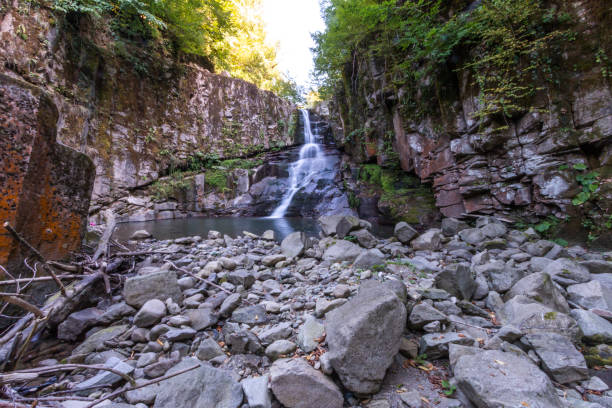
[570,309,612,344]
[411,229,442,251]
[394,222,418,244]
[265,340,296,360]
[58,308,104,341]
[325,281,407,394]
[453,349,562,407]
[505,272,570,313]
[130,230,152,240]
[322,240,364,263]
[270,358,343,408]
[434,264,476,300]
[134,299,166,328]
[123,270,182,308]
[241,375,272,408]
[523,332,588,384]
[296,316,325,352]
[281,231,306,258]
[151,358,243,408]
[353,248,385,270]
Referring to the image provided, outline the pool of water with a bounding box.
[112,217,321,242]
[112,216,395,242]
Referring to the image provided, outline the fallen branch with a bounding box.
[1,363,135,386]
[0,275,87,286]
[3,222,67,296]
[93,211,116,262]
[0,295,44,319]
[114,251,176,257]
[83,364,199,408]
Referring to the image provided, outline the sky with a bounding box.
[261,0,326,89]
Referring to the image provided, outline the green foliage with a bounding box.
[348,191,361,209]
[343,235,357,242]
[205,169,229,192]
[313,0,572,122]
[151,171,191,200]
[441,380,456,396]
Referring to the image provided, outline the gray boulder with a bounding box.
[70,325,128,359]
[231,305,268,325]
[409,303,448,329]
[441,218,469,237]
[541,258,591,286]
[228,269,255,289]
[475,261,522,293]
[394,222,418,244]
[419,332,476,359]
[265,340,297,360]
[123,270,182,308]
[353,229,377,249]
[241,375,271,408]
[434,264,476,300]
[58,308,104,341]
[187,307,218,331]
[196,337,225,361]
[325,281,407,394]
[152,358,243,408]
[318,215,345,236]
[336,216,361,238]
[570,309,612,344]
[281,232,306,259]
[411,229,442,251]
[353,248,385,270]
[458,228,485,245]
[567,280,612,311]
[74,356,134,395]
[523,332,588,384]
[504,272,570,313]
[270,358,343,408]
[130,230,152,240]
[322,240,364,263]
[134,299,166,328]
[297,316,325,352]
[498,296,581,342]
[453,349,562,407]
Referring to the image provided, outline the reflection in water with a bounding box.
[112,217,320,242]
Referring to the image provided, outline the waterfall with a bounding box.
[269,109,328,218]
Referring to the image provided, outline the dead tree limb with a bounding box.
[114,251,175,257]
[0,275,86,286]
[3,222,67,296]
[93,211,116,262]
[0,295,44,318]
[1,363,135,386]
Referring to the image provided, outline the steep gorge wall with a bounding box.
[325,0,612,230]
[0,2,296,222]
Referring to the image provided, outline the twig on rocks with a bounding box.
[3,222,67,296]
[448,318,499,332]
[83,364,200,408]
[0,363,135,386]
[93,211,116,262]
[0,275,87,286]
[166,261,253,304]
[114,251,176,257]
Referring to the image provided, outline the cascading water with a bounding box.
[269,109,331,218]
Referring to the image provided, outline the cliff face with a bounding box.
[325,1,611,230]
[0,3,296,221]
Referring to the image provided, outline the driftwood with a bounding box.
[0,295,43,319]
[0,275,86,286]
[1,363,135,386]
[93,211,116,262]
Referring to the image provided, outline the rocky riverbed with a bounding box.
[9,215,612,408]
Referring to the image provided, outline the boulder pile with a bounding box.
[10,215,612,408]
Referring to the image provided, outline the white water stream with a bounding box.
[269,109,331,218]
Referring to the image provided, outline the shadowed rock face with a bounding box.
[318,0,612,223]
[0,74,95,274]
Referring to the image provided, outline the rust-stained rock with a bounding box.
[0,74,95,275]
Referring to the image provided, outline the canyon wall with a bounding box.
[324,0,611,231]
[0,2,296,223]
[0,74,95,273]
